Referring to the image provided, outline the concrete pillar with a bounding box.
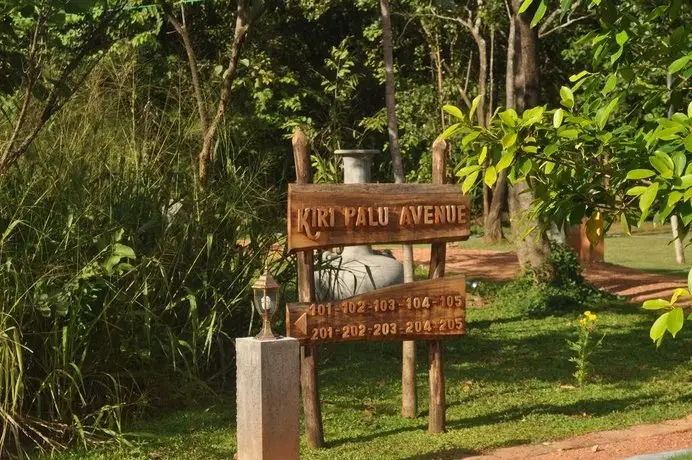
[236,337,300,460]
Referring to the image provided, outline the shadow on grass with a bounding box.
[326,392,686,450]
[401,447,479,459]
[319,312,687,391]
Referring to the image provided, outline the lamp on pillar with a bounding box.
[252,269,281,340]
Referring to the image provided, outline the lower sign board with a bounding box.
[286,276,466,343]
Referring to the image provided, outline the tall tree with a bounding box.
[379,0,417,418]
[507,0,551,270]
[196,0,262,187]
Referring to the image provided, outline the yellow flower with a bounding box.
[584,311,597,321]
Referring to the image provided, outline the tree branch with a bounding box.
[158,0,209,132]
[539,14,594,39]
[198,0,262,187]
[539,0,582,35]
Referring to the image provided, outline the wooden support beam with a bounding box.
[292,128,325,448]
[428,138,448,433]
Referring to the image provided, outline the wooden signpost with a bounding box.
[287,276,466,343]
[288,183,471,251]
[289,130,465,446]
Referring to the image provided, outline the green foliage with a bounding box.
[0,57,283,456]
[491,243,613,318]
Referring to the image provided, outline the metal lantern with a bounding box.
[252,269,281,340]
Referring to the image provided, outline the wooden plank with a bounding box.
[287,183,471,251]
[286,276,466,344]
[291,128,324,449]
[428,138,448,434]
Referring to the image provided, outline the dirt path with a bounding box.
[466,415,692,459]
[389,246,689,303]
[388,245,691,458]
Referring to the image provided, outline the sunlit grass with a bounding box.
[55,296,692,459]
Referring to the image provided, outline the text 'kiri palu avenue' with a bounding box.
[297,204,468,239]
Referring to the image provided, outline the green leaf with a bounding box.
[650,312,669,345]
[522,106,545,125]
[649,155,672,176]
[602,73,617,95]
[669,55,691,74]
[615,30,628,46]
[667,308,684,337]
[595,97,619,130]
[667,191,683,208]
[553,109,564,128]
[672,151,686,176]
[642,299,671,310]
[626,186,647,196]
[484,166,498,187]
[113,243,136,260]
[626,169,656,180]
[462,131,481,147]
[620,213,631,235]
[688,101,692,118]
[610,46,624,65]
[522,145,538,153]
[671,288,690,305]
[655,127,682,140]
[499,109,518,127]
[560,86,574,109]
[469,94,483,123]
[456,164,481,178]
[497,151,515,171]
[440,123,462,140]
[638,182,659,214]
[462,171,480,194]
[558,129,579,140]
[688,267,692,292]
[568,70,591,82]
[684,134,692,152]
[544,144,558,156]
[502,133,517,149]
[443,105,465,120]
[530,0,547,28]
[478,146,488,165]
[678,175,692,188]
[620,66,635,82]
[544,161,555,174]
[518,0,534,14]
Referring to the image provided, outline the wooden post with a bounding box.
[291,128,325,448]
[428,138,447,433]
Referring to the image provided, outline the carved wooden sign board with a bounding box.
[286,276,466,344]
[287,183,471,251]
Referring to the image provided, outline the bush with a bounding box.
[493,242,613,318]
[0,58,286,456]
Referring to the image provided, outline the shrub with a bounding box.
[493,242,614,318]
[0,58,285,456]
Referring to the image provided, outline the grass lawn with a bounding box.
[56,297,692,459]
[603,234,691,276]
[458,231,691,276]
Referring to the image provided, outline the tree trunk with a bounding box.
[483,24,506,244]
[509,0,551,271]
[379,0,417,418]
[159,0,209,132]
[198,0,254,187]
